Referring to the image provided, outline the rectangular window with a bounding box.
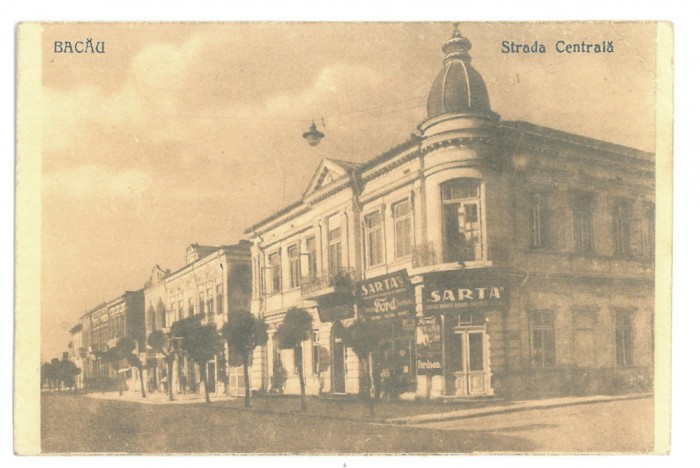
[615,311,634,367]
[188,297,194,317]
[199,291,205,315]
[288,245,301,289]
[312,330,321,374]
[306,237,317,280]
[177,295,184,321]
[365,211,384,267]
[269,252,282,293]
[207,286,214,316]
[394,200,413,259]
[572,193,593,253]
[216,284,223,315]
[613,201,632,256]
[442,179,482,262]
[531,311,555,368]
[530,192,550,249]
[328,227,342,275]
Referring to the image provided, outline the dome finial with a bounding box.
[442,23,472,64]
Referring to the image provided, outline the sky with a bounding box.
[39,21,657,361]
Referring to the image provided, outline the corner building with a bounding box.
[246,28,654,399]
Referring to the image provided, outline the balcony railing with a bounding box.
[301,268,356,298]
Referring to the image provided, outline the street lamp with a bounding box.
[302,120,325,146]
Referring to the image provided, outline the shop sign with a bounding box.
[416,317,442,375]
[357,269,415,323]
[423,271,508,315]
[316,293,355,322]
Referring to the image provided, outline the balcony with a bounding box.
[301,268,356,299]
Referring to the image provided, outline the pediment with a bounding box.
[302,159,359,199]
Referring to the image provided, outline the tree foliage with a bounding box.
[274,308,313,410]
[181,324,221,403]
[275,308,313,350]
[222,313,268,359]
[221,313,268,407]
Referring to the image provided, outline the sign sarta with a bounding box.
[357,269,415,322]
[423,271,508,315]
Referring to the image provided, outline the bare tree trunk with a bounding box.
[243,358,251,408]
[167,358,175,401]
[296,345,306,411]
[138,366,146,398]
[201,362,211,403]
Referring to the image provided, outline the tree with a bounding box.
[181,325,221,403]
[147,330,177,401]
[274,307,313,411]
[344,320,383,417]
[117,337,146,398]
[221,313,268,408]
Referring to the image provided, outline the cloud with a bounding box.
[43,165,151,198]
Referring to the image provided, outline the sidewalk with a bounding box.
[84,389,230,405]
[81,389,652,424]
[386,393,653,425]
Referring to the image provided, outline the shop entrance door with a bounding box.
[460,330,490,395]
[331,323,346,393]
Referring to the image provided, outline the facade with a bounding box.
[67,323,85,389]
[142,241,252,396]
[79,290,145,390]
[245,27,654,399]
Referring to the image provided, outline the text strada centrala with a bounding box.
[501,40,615,54]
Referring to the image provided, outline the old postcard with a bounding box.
[15,21,672,455]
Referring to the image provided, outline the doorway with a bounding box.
[457,329,491,396]
[331,322,346,394]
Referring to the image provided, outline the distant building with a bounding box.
[67,323,84,389]
[143,241,252,396]
[244,26,654,399]
[79,290,145,391]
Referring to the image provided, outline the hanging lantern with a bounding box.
[303,121,325,146]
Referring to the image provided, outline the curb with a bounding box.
[387,393,653,425]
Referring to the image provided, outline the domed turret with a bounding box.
[426,25,494,119]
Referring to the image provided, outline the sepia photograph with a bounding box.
[14,19,672,456]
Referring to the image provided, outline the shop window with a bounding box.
[328,228,342,275]
[531,311,555,368]
[269,252,282,294]
[216,284,223,315]
[529,192,550,249]
[306,237,317,279]
[393,200,413,259]
[615,310,634,367]
[442,178,483,262]
[288,245,301,289]
[572,193,593,253]
[365,211,385,267]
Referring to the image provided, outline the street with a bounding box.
[41,393,653,454]
[414,398,654,453]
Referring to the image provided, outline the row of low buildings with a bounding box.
[67,26,655,400]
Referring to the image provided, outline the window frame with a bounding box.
[615,310,634,367]
[305,237,317,280]
[393,199,413,259]
[269,251,282,294]
[328,227,342,276]
[365,210,385,267]
[288,244,301,289]
[441,178,483,262]
[572,192,594,254]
